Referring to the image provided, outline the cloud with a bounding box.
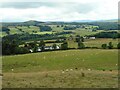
[1,2,57,9]
[0,0,119,22]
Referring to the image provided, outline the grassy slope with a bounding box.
[2,49,118,88]
[3,49,118,72]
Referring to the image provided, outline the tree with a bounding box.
[28,42,37,49]
[112,33,117,39]
[61,41,68,50]
[2,39,19,55]
[2,26,10,32]
[61,25,64,27]
[63,26,76,30]
[117,43,120,49]
[101,44,107,49]
[108,42,113,49]
[14,47,29,54]
[52,44,57,50]
[10,40,19,54]
[57,25,60,27]
[39,25,52,32]
[33,46,38,52]
[78,41,85,49]
[76,35,81,42]
[39,40,45,51]
[6,31,10,35]
[2,26,10,35]
[81,37,84,42]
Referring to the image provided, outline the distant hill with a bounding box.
[23,20,45,25]
[99,19,118,23]
[72,19,118,23]
[1,20,45,26]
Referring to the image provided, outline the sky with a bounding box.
[0,0,119,22]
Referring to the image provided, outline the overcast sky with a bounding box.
[0,0,119,22]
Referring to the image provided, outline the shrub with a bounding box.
[117,43,120,49]
[61,41,68,50]
[101,44,107,49]
[108,42,113,49]
[78,41,85,49]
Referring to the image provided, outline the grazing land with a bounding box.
[2,49,118,88]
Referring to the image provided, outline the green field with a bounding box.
[1,25,107,37]
[2,49,118,88]
[67,38,119,48]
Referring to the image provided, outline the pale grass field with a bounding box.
[3,70,118,88]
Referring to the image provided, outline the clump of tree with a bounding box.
[63,26,76,30]
[61,25,64,27]
[61,41,68,50]
[39,40,45,51]
[14,47,29,54]
[101,44,107,49]
[78,41,85,49]
[88,22,118,30]
[108,42,113,49]
[101,42,113,49]
[88,31,120,38]
[76,35,81,42]
[52,44,57,50]
[28,42,38,52]
[75,35,84,42]
[2,39,29,55]
[117,43,120,49]
[39,25,52,32]
[56,31,74,35]
[57,25,60,27]
[1,26,10,34]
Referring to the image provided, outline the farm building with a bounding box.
[37,47,41,52]
[56,46,60,49]
[89,37,96,39]
[29,49,33,53]
[44,46,53,50]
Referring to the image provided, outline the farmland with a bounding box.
[2,49,118,88]
[1,20,119,88]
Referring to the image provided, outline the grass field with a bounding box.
[67,38,119,48]
[2,49,118,88]
[84,38,118,48]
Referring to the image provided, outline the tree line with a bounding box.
[2,36,120,55]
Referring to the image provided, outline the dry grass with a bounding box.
[2,70,118,88]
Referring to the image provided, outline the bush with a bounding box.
[39,25,52,32]
[117,43,120,49]
[52,44,57,49]
[15,47,29,54]
[108,42,113,49]
[61,41,68,50]
[78,41,85,49]
[101,44,107,49]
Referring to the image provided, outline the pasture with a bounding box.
[2,25,106,37]
[67,38,118,48]
[2,49,118,88]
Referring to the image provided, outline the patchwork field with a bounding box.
[2,49,118,88]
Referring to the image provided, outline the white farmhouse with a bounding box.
[29,49,33,53]
[89,37,95,39]
[56,46,60,49]
[37,47,41,52]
